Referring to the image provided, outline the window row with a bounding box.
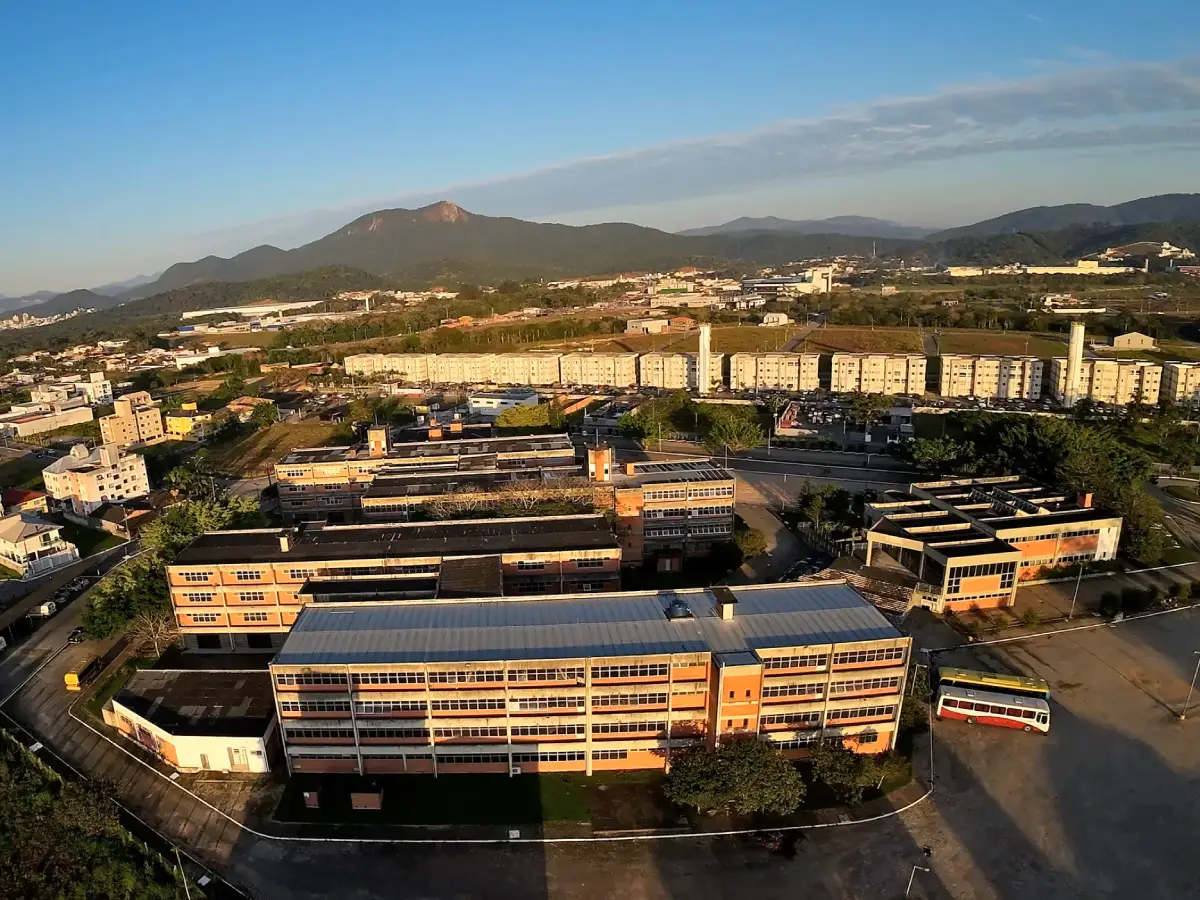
[592,692,668,707]
[760,712,821,727]
[281,700,351,712]
[948,561,1017,579]
[829,676,901,695]
[763,653,829,670]
[830,647,905,666]
[761,682,824,699]
[826,704,897,722]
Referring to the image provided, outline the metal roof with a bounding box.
[273,582,902,667]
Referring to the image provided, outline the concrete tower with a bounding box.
[1065,320,1085,407]
[697,324,712,395]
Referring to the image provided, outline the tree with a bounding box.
[898,662,930,735]
[249,401,280,428]
[665,739,806,816]
[847,393,894,436]
[81,557,171,641]
[734,523,768,559]
[909,437,974,476]
[807,739,907,805]
[494,402,563,433]
[703,407,765,454]
[128,609,180,656]
[140,496,265,560]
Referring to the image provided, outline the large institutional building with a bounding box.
[865,476,1122,612]
[269,581,912,776]
[167,515,623,653]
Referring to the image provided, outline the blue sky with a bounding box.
[2,0,1199,294]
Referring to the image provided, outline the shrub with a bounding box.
[808,741,909,806]
[1020,609,1041,627]
[1171,581,1193,602]
[1100,591,1122,616]
[665,740,805,817]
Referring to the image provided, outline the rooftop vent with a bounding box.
[664,596,693,620]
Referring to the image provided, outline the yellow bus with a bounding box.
[935,666,1050,701]
[64,656,101,692]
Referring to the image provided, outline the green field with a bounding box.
[795,325,924,354]
[0,454,47,490]
[936,330,1067,358]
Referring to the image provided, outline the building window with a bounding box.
[760,712,821,728]
[508,667,584,683]
[180,592,217,603]
[592,721,667,735]
[276,673,346,686]
[829,676,901,695]
[826,704,897,722]
[182,572,212,583]
[238,592,266,603]
[591,664,669,679]
[572,559,606,569]
[830,647,905,666]
[287,569,317,580]
[430,698,506,711]
[242,611,271,623]
[188,613,220,624]
[233,570,263,581]
[350,671,425,686]
[761,682,824,699]
[512,751,587,763]
[285,725,355,740]
[279,699,350,712]
[516,561,546,571]
[591,749,630,761]
[358,727,430,739]
[355,700,427,714]
[514,697,582,710]
[428,670,505,684]
[592,692,668,707]
[763,653,829,670]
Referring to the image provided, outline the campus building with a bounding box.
[274,429,580,523]
[1163,362,1200,407]
[728,353,821,392]
[100,391,165,447]
[865,476,1122,611]
[167,515,622,653]
[42,443,150,516]
[587,447,736,568]
[269,581,911,776]
[938,355,1043,400]
[831,354,926,396]
[1049,358,1162,407]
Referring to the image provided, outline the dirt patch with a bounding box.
[794,326,924,354]
[206,422,344,476]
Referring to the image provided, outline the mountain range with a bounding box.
[8,193,1200,323]
[678,215,931,239]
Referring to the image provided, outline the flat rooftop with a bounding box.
[279,432,575,466]
[273,581,903,667]
[612,458,734,487]
[173,515,618,566]
[114,670,274,737]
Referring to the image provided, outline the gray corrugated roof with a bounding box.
[273,582,901,667]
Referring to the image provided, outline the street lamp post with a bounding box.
[1068,565,1084,620]
[905,865,931,898]
[1177,651,1200,720]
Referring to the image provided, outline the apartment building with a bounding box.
[866,476,1122,611]
[938,355,1044,400]
[270,581,911,776]
[100,391,165,447]
[560,353,639,389]
[491,353,563,387]
[0,513,80,579]
[1049,358,1162,406]
[587,447,736,567]
[42,443,150,516]
[165,402,218,440]
[728,353,820,392]
[1163,362,1200,407]
[831,354,926,396]
[167,515,622,652]
[344,353,433,383]
[30,371,113,406]
[636,353,723,392]
[275,429,580,522]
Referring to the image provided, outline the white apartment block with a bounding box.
[493,353,562,386]
[637,353,723,391]
[29,372,112,406]
[831,354,926,396]
[1049,358,1162,406]
[728,353,820,392]
[344,353,432,382]
[42,443,151,516]
[427,353,496,385]
[560,353,639,388]
[939,355,1043,400]
[1163,362,1200,407]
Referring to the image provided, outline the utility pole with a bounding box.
[1178,650,1200,720]
[1068,565,1084,620]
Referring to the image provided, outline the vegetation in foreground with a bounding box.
[0,733,192,899]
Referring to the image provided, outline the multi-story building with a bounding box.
[586,447,735,568]
[938,355,1043,400]
[831,354,926,395]
[428,353,496,385]
[560,353,639,389]
[492,353,562,387]
[866,476,1122,611]
[269,581,911,776]
[30,371,113,406]
[728,353,820,392]
[275,429,581,523]
[167,515,622,653]
[165,403,218,441]
[100,391,165,447]
[636,353,723,392]
[42,443,150,516]
[1049,358,1162,406]
[0,513,79,579]
[344,353,433,383]
[1162,362,1200,407]
[0,400,94,439]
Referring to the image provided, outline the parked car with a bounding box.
[67,626,86,644]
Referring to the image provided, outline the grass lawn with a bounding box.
[0,454,47,490]
[205,422,344,476]
[57,521,126,557]
[794,326,923,354]
[936,330,1066,358]
[85,657,156,718]
[1165,484,1200,502]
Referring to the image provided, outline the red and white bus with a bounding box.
[935,684,1050,734]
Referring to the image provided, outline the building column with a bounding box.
[344,666,363,775]
[584,658,593,776]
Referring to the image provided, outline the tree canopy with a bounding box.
[664,739,805,816]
